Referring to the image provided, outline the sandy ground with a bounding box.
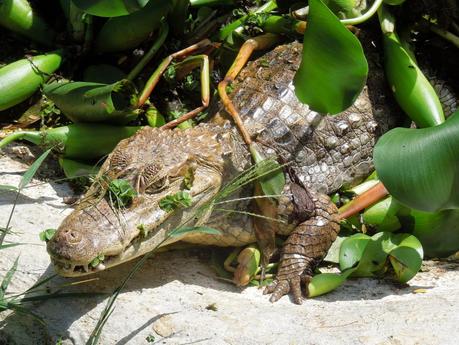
[0,148,458,345]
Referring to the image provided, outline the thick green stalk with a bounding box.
[0,51,63,111]
[59,0,88,42]
[0,124,141,160]
[378,6,445,127]
[127,21,169,81]
[43,79,139,124]
[94,0,172,53]
[0,0,55,45]
[217,1,277,41]
[190,0,235,6]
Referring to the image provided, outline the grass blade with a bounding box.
[0,185,18,191]
[18,149,51,190]
[0,243,22,250]
[169,226,221,238]
[1,257,19,299]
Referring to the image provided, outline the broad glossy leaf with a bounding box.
[363,196,404,232]
[389,247,422,283]
[409,209,459,258]
[374,111,459,212]
[390,233,424,258]
[352,232,391,277]
[363,196,459,258]
[83,65,126,84]
[72,0,150,17]
[339,233,370,270]
[308,269,354,297]
[293,0,368,114]
[0,51,63,111]
[324,235,346,263]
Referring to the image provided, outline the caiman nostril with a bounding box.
[61,229,82,244]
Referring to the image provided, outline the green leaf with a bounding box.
[159,191,192,212]
[43,80,138,124]
[314,231,424,297]
[374,111,459,212]
[339,233,371,271]
[293,0,368,114]
[0,243,22,250]
[324,235,346,263]
[1,257,19,299]
[381,29,444,127]
[0,51,62,111]
[90,254,105,268]
[389,247,422,283]
[19,149,51,190]
[93,0,171,53]
[83,64,127,84]
[408,208,459,258]
[352,232,392,277]
[391,233,424,259]
[363,196,404,232]
[308,269,354,297]
[169,226,221,238]
[72,0,150,17]
[108,179,137,208]
[0,0,55,45]
[39,229,56,242]
[249,144,285,198]
[363,196,459,258]
[58,158,99,180]
[0,185,18,192]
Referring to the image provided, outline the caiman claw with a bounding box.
[264,192,340,304]
[263,254,315,304]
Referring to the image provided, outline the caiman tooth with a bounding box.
[82,264,89,273]
[95,263,106,272]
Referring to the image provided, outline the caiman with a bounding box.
[47,37,401,304]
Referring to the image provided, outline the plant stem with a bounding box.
[190,0,235,6]
[217,0,277,41]
[127,21,169,81]
[430,25,459,48]
[340,0,384,25]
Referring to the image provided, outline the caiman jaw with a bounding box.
[47,165,223,277]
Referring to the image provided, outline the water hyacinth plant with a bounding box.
[0,0,458,342]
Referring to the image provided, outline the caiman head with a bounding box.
[47,126,226,276]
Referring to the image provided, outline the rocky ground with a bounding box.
[1,147,458,345]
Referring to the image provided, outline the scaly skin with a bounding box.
[47,37,401,303]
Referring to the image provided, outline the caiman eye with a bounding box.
[110,149,130,175]
[138,163,165,193]
[144,177,168,194]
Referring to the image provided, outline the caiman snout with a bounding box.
[58,228,82,244]
[47,196,129,276]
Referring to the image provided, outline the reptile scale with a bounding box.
[47,37,403,304]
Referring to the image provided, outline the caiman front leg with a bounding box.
[265,192,340,304]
